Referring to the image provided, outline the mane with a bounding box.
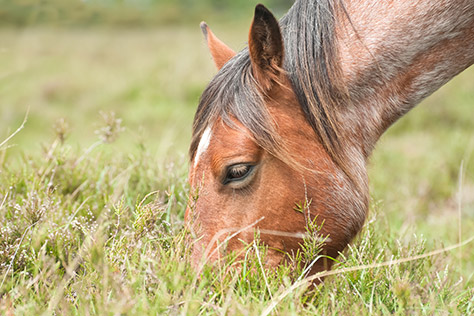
[190,0,350,180]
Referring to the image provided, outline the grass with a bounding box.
[0,26,473,314]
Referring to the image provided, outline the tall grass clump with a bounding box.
[1,112,473,314]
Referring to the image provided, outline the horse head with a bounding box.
[185,0,474,275]
[186,4,367,273]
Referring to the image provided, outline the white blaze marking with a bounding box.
[194,127,212,168]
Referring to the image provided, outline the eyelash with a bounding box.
[223,163,256,186]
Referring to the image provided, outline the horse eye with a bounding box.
[223,164,254,185]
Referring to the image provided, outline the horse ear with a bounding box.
[249,4,284,91]
[200,22,236,70]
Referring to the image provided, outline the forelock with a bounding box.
[190,48,282,162]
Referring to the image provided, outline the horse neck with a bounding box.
[338,0,474,157]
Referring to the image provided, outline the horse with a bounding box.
[185,0,474,275]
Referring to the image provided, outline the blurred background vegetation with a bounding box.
[0,0,292,27]
[0,0,295,162]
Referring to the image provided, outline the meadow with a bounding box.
[0,22,473,314]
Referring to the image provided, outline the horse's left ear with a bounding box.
[201,22,236,70]
[249,4,284,91]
